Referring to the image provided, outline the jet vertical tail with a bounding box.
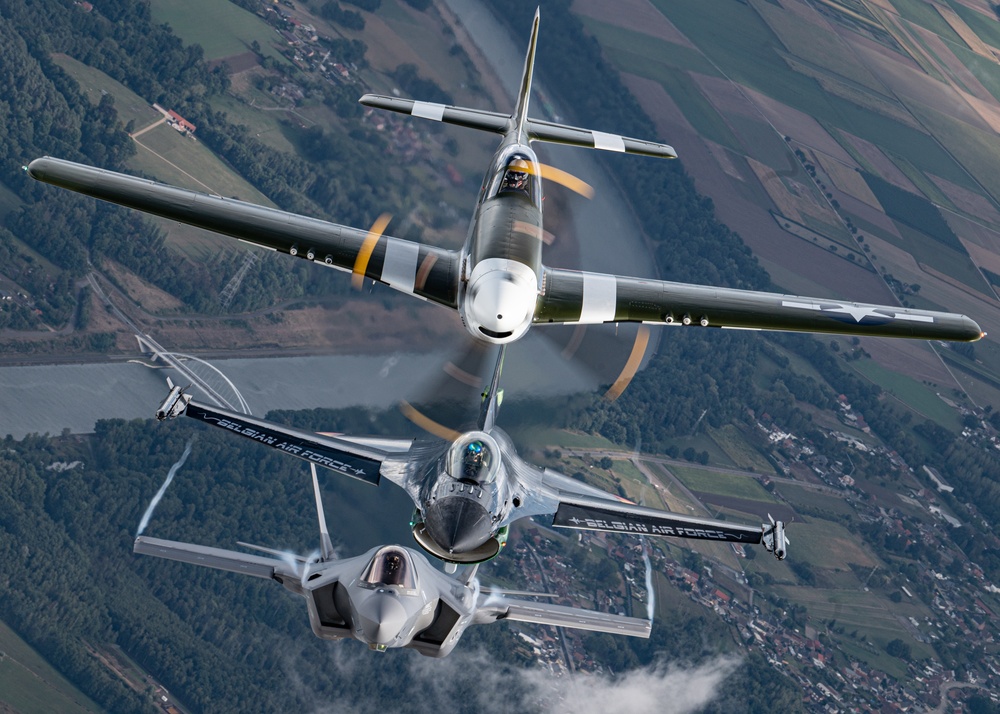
[513,7,541,141]
[478,345,506,432]
[311,463,336,562]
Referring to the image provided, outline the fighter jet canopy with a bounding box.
[361,546,417,590]
[448,432,500,485]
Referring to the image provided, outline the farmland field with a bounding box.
[149,0,286,63]
[670,465,778,502]
[0,620,106,714]
[50,54,160,129]
[850,358,962,430]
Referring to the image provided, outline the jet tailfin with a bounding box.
[311,463,335,562]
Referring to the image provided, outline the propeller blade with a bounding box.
[351,213,392,290]
[603,325,651,401]
[534,162,594,199]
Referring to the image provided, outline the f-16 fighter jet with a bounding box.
[26,11,982,347]
[155,347,790,565]
[135,462,650,656]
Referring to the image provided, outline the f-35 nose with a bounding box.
[424,497,493,553]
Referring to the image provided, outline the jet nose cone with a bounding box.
[424,497,493,553]
[357,593,409,646]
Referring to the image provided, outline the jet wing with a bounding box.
[540,469,762,544]
[26,157,459,308]
[534,267,983,342]
[479,597,650,638]
[183,400,398,486]
[134,536,298,581]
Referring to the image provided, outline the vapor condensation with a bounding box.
[642,537,656,621]
[136,440,193,536]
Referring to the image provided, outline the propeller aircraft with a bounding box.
[25,10,983,353]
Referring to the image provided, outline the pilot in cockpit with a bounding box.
[363,547,415,588]
[500,158,530,194]
[462,440,486,480]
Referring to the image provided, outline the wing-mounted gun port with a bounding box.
[762,514,788,561]
[156,384,191,421]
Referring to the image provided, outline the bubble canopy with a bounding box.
[447,431,501,484]
[361,546,417,589]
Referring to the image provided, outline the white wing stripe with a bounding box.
[580,272,617,323]
[411,101,446,121]
[592,131,626,152]
[894,313,934,323]
[381,239,419,293]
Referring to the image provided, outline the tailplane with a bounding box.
[358,10,676,160]
[513,8,541,141]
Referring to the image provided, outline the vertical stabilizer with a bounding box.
[514,8,541,141]
[311,463,335,561]
[478,345,506,432]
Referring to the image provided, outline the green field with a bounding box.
[0,620,106,714]
[149,0,286,62]
[893,222,990,294]
[786,517,878,570]
[947,0,1000,52]
[706,424,775,473]
[891,0,966,46]
[670,465,778,502]
[510,427,622,451]
[850,358,962,430]
[129,124,273,204]
[779,484,857,518]
[777,585,935,678]
[50,54,160,128]
[580,17,722,77]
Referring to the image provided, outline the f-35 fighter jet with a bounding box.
[135,463,650,657]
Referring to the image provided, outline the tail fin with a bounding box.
[478,345,506,432]
[311,463,335,562]
[514,8,541,141]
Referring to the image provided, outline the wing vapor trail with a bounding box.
[642,537,655,622]
[136,440,193,536]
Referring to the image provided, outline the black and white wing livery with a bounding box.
[535,467,763,546]
[535,267,983,342]
[178,399,408,487]
[26,157,460,309]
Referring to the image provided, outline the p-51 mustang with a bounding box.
[26,11,981,347]
[156,347,789,564]
[135,462,651,656]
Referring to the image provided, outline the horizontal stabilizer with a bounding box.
[134,536,295,580]
[359,95,676,159]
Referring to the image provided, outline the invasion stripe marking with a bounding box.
[411,101,446,122]
[579,273,617,323]
[894,313,934,323]
[381,239,420,294]
[592,131,626,152]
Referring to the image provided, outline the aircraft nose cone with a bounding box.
[424,497,493,553]
[357,593,409,646]
[470,274,533,333]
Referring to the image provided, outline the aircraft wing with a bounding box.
[534,267,983,342]
[478,597,650,638]
[134,536,298,581]
[181,399,401,486]
[26,157,460,308]
[540,469,762,544]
